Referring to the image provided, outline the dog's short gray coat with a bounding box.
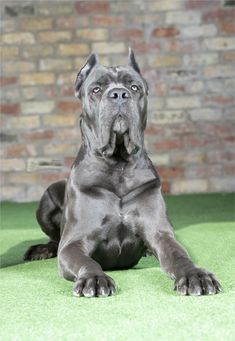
[24,50,221,297]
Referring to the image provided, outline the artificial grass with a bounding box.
[0,193,235,340]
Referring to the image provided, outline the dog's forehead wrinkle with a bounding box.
[93,69,142,88]
[85,64,145,89]
[84,65,108,86]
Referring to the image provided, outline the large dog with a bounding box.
[24,49,221,297]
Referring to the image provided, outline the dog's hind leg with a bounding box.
[24,180,66,261]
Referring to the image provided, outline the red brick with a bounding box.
[0,174,6,186]
[0,103,19,115]
[8,172,41,185]
[169,85,185,94]
[75,1,110,14]
[53,128,81,141]
[201,123,234,136]
[155,83,168,96]
[185,165,222,178]
[132,42,161,53]
[58,101,81,112]
[161,181,170,193]
[112,29,143,40]
[154,139,183,151]
[204,95,234,105]
[207,150,235,163]
[45,86,57,99]
[173,123,196,135]
[145,125,162,135]
[187,0,220,9]
[56,16,89,29]
[184,135,221,149]
[223,51,235,62]
[24,130,54,141]
[59,85,74,97]
[225,165,235,176]
[151,27,179,38]
[6,144,36,157]
[203,9,235,22]
[219,21,235,34]
[224,136,235,147]
[0,77,17,86]
[167,40,199,53]
[43,113,77,127]
[41,172,70,183]
[158,167,184,179]
[92,15,125,26]
[65,157,75,168]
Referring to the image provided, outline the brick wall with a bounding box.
[1,0,235,202]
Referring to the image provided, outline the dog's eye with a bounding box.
[92,87,101,94]
[131,85,138,92]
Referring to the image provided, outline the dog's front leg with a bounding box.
[58,241,116,297]
[140,190,221,296]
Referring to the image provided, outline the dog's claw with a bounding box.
[174,268,221,296]
[73,274,116,298]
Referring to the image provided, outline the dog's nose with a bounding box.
[108,88,130,104]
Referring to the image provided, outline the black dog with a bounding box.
[24,49,221,297]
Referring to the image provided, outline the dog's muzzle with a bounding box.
[112,114,128,136]
[96,87,141,157]
[98,114,139,157]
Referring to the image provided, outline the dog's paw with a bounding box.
[174,268,222,296]
[73,274,116,298]
[24,243,57,261]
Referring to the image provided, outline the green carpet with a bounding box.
[0,193,235,340]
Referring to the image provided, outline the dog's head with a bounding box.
[75,49,148,157]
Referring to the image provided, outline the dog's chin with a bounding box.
[97,131,140,158]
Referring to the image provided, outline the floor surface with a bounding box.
[0,193,234,340]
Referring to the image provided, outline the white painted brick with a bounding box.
[0,186,25,202]
[209,178,235,192]
[225,79,235,94]
[2,32,35,44]
[204,37,235,51]
[1,159,25,171]
[39,59,73,71]
[206,80,225,93]
[27,158,64,171]
[183,53,218,66]
[171,179,208,194]
[187,81,204,94]
[150,110,186,124]
[171,152,207,165]
[149,154,170,166]
[148,98,165,110]
[92,42,125,54]
[21,101,55,114]
[204,65,235,78]
[149,0,182,11]
[25,185,46,202]
[166,10,201,25]
[189,108,222,121]
[1,88,20,102]
[167,96,200,109]
[22,87,40,100]
[181,24,217,38]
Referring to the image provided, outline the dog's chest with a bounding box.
[90,221,146,270]
[76,159,158,198]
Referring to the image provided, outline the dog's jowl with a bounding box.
[24,50,221,297]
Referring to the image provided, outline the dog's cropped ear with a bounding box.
[128,47,149,95]
[128,48,141,74]
[75,53,99,98]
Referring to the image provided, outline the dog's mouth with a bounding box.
[97,115,140,158]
